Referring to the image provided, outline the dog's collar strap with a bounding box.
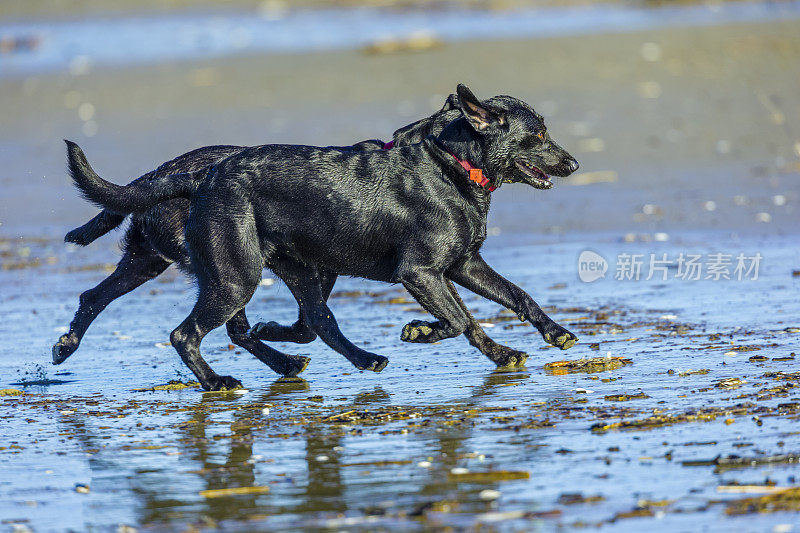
[447,150,496,192]
[385,138,495,192]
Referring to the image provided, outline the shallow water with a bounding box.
[2,0,800,76]
[1,230,798,531]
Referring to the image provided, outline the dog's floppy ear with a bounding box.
[456,84,502,131]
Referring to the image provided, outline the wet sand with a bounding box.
[2,233,799,531]
[1,14,800,533]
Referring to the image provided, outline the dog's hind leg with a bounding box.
[226,309,310,377]
[170,280,257,391]
[52,244,170,365]
[273,260,388,372]
[249,270,338,344]
[401,281,528,367]
[169,214,309,390]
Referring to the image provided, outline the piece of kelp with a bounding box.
[682,453,800,472]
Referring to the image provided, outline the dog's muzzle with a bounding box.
[514,160,553,189]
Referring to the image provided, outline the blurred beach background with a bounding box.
[1,1,799,531]
[2,0,799,237]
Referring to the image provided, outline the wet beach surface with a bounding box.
[2,231,799,531]
[1,6,800,532]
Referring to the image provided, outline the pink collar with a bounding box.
[382,139,495,192]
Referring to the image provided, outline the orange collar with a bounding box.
[446,149,495,192]
[383,139,495,192]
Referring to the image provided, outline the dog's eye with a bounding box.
[521,132,546,149]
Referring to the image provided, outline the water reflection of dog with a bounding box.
[301,370,534,525]
[296,386,391,517]
[411,370,533,517]
[57,373,532,528]
[61,377,399,528]
[56,378,309,527]
[163,377,319,525]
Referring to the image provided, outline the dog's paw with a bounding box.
[542,324,578,350]
[279,355,311,377]
[202,374,243,391]
[52,333,79,365]
[487,344,529,368]
[248,321,317,344]
[248,321,271,339]
[400,320,441,343]
[353,353,389,372]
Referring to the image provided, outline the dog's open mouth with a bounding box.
[514,160,553,189]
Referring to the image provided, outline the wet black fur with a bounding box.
[60,85,580,391]
[54,92,529,379]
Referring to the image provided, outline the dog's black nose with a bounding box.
[565,158,579,173]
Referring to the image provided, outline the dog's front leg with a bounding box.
[448,253,578,350]
[400,281,528,367]
[399,270,471,344]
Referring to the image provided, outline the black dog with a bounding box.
[55,93,527,379]
[65,84,580,391]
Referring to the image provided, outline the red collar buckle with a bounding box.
[451,152,495,192]
[468,168,491,189]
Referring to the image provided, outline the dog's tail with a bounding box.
[64,210,126,246]
[66,140,202,216]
